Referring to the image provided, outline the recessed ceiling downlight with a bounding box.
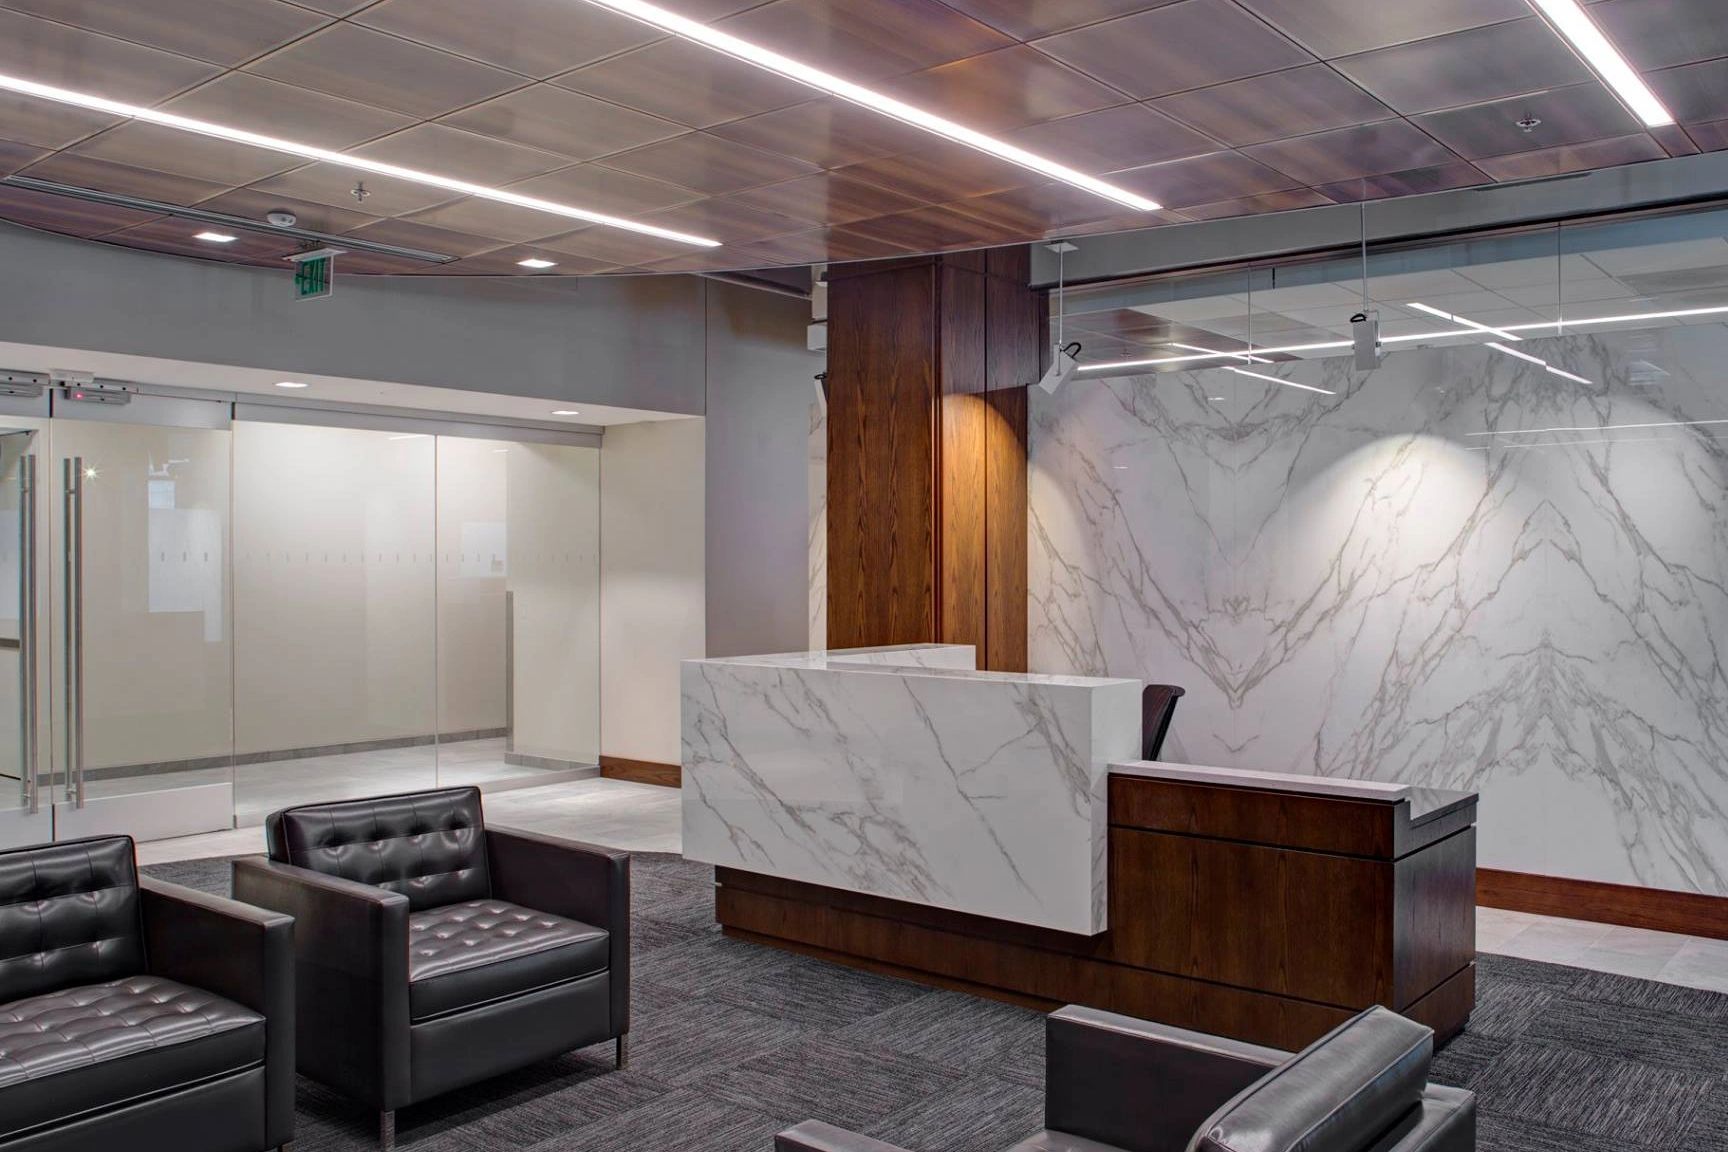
[195,231,237,243]
[552,409,581,416]
[274,381,309,389]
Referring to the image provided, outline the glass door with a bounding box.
[0,424,51,848]
[48,404,236,842]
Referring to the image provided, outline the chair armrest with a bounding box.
[232,856,412,1110]
[1386,1087,1474,1152]
[140,877,295,1149]
[775,1121,915,1152]
[487,826,631,1037]
[1044,1006,1287,1152]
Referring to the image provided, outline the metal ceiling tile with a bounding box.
[349,122,573,185]
[717,0,1014,83]
[1645,123,1699,157]
[1592,0,1728,72]
[337,215,507,257]
[1151,64,1393,148]
[276,0,373,14]
[935,0,1180,41]
[1333,17,1591,115]
[0,0,329,66]
[353,0,659,79]
[705,99,931,168]
[1234,0,1529,58]
[440,85,687,163]
[1003,103,1216,172]
[402,195,577,243]
[879,44,1129,133]
[1683,119,1728,152]
[164,73,416,152]
[0,182,162,236]
[732,171,927,225]
[503,162,704,216]
[551,37,812,128]
[17,151,229,203]
[1033,0,1312,101]
[532,224,707,266]
[1244,120,1459,184]
[194,186,381,234]
[1474,133,1666,179]
[1179,187,1336,219]
[66,121,303,186]
[0,90,118,150]
[1106,149,1300,208]
[0,135,44,176]
[837,145,1044,202]
[628,197,807,244]
[1415,84,1643,160]
[947,180,1146,234]
[595,131,818,196]
[1314,161,1488,202]
[0,9,221,104]
[244,163,461,217]
[1647,58,1728,125]
[843,201,1028,250]
[743,226,916,265]
[101,216,306,263]
[245,23,526,119]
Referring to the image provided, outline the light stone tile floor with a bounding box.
[139,780,1727,996]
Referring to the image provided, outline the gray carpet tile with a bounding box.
[142,852,1728,1151]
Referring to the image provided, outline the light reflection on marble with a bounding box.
[681,644,1141,933]
[1030,329,1728,896]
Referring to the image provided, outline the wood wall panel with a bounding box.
[938,261,987,653]
[984,385,1028,671]
[826,261,937,650]
[598,755,680,787]
[1478,868,1728,940]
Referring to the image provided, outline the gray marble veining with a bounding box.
[1031,328,1728,896]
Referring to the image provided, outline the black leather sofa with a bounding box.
[0,835,294,1152]
[778,1004,1474,1152]
[232,787,629,1149]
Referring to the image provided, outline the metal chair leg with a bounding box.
[379,1110,396,1151]
[616,1034,629,1069]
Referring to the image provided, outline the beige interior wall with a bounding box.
[507,442,600,766]
[435,436,508,736]
[600,418,705,766]
[233,422,436,755]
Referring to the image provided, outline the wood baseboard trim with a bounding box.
[1478,868,1728,940]
[598,756,681,788]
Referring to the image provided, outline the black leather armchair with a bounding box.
[0,835,294,1152]
[777,1005,1474,1152]
[232,787,629,1149]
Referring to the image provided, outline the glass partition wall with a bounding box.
[0,402,599,845]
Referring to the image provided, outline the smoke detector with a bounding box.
[265,209,298,228]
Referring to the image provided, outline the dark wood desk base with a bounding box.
[714,774,1478,1052]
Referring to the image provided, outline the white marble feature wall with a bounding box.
[682,645,1142,933]
[1031,327,1728,896]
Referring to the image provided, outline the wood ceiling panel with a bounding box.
[1003,103,1216,172]
[65,121,303,186]
[1177,187,1335,220]
[0,136,46,176]
[597,131,818,196]
[353,0,660,78]
[551,37,812,128]
[503,162,703,216]
[732,171,926,226]
[245,23,526,118]
[1106,149,1301,209]
[531,224,707,266]
[0,183,162,236]
[706,99,931,168]
[1243,120,1460,185]
[1234,0,1529,59]
[1475,134,1667,181]
[19,151,230,203]
[628,197,806,244]
[1333,17,1591,115]
[1033,0,1312,101]
[1415,85,1643,161]
[348,122,572,185]
[1314,161,1489,204]
[1151,64,1394,148]
[337,215,510,258]
[0,90,120,150]
[194,186,381,233]
[1592,0,1728,72]
[880,45,1128,133]
[838,146,1044,203]
[0,0,328,66]
[102,216,306,262]
[439,86,687,162]
[716,0,1014,83]
[164,73,415,151]
[402,195,582,243]
[935,0,1179,41]
[0,9,221,104]
[433,245,617,275]
[243,162,460,216]
[1647,59,1728,126]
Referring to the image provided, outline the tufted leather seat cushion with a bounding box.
[407,899,608,1022]
[267,787,490,912]
[0,836,144,1005]
[0,974,263,1136]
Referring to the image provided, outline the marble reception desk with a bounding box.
[680,644,1142,935]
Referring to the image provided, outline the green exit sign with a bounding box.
[287,247,344,301]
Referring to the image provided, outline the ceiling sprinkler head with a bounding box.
[351,181,370,203]
[1516,115,1542,133]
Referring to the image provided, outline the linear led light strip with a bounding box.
[1224,366,1335,396]
[1169,342,1270,364]
[1406,301,1521,342]
[1483,341,1591,385]
[1078,304,1728,372]
[571,0,1160,212]
[1526,0,1674,128]
[1469,417,1728,437]
[0,72,721,248]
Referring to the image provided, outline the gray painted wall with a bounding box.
[701,280,824,658]
[0,222,707,414]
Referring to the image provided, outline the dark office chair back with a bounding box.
[1142,684,1186,761]
[0,835,144,1003]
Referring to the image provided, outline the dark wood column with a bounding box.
[825,246,1037,671]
